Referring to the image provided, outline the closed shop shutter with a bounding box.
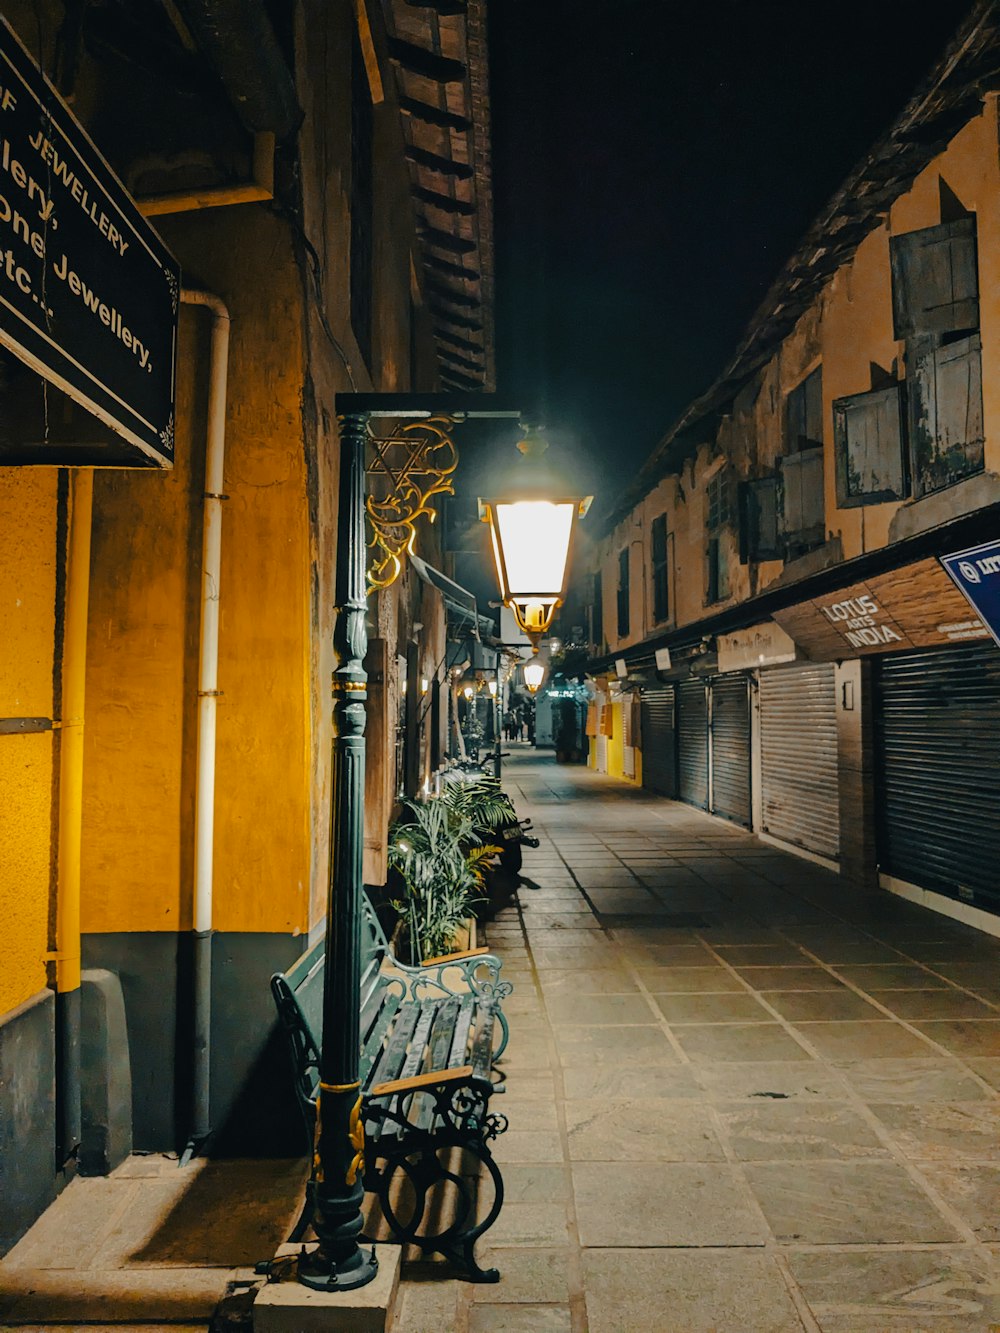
[641,686,676,797]
[710,674,751,827]
[875,642,1000,913]
[678,679,708,810]
[760,663,839,860]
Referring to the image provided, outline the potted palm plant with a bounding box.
[387,797,499,965]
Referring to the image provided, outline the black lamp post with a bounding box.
[299,395,521,1292]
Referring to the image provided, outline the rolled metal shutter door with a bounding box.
[760,663,839,859]
[876,643,1000,913]
[710,675,751,827]
[640,686,676,797]
[678,679,708,810]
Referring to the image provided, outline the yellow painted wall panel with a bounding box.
[0,731,53,1014]
[606,703,625,779]
[0,470,57,716]
[81,211,311,936]
[0,469,57,1016]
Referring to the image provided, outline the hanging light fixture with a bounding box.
[478,425,592,647]
[523,660,545,694]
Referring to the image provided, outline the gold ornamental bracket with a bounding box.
[365,414,458,591]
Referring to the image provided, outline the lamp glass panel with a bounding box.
[494,501,574,596]
[523,661,545,691]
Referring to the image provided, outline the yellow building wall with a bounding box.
[0,470,58,1014]
[605,702,625,779]
[81,210,312,937]
[594,100,1000,646]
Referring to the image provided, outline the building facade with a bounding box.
[0,0,494,1252]
[584,1,1000,931]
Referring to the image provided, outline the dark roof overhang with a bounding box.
[381,0,495,391]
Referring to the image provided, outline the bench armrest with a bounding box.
[369,1064,474,1098]
[420,946,490,966]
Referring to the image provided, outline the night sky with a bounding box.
[486,0,978,514]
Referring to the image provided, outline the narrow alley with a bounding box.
[4,750,1000,1332]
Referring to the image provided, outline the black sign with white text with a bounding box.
[0,19,178,466]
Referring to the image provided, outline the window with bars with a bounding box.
[617,548,630,639]
[651,513,669,622]
[705,469,732,604]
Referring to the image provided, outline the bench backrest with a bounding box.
[276,890,390,1063]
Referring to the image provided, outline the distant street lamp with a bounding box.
[478,426,592,648]
[523,660,545,694]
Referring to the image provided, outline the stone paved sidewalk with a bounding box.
[392,751,1000,1333]
[6,751,1000,1332]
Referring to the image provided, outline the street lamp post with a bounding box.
[300,395,522,1291]
[299,410,378,1292]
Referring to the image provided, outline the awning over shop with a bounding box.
[410,552,480,639]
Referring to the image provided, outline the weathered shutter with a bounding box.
[833,384,906,507]
[677,679,708,810]
[908,333,984,496]
[780,447,825,546]
[759,663,839,860]
[739,476,781,562]
[709,675,750,827]
[787,368,823,451]
[640,686,676,797]
[875,643,1000,913]
[890,217,979,340]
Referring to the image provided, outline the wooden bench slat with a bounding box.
[412,998,462,1132]
[360,991,401,1084]
[469,1002,496,1082]
[367,1000,421,1091]
[448,995,476,1068]
[399,1001,438,1083]
[359,982,389,1042]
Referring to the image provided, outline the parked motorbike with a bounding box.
[439,757,539,897]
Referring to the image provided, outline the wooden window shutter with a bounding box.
[786,368,823,452]
[907,332,984,496]
[738,476,781,562]
[651,513,669,622]
[890,217,979,340]
[780,447,825,545]
[599,703,614,737]
[630,694,643,749]
[585,702,598,737]
[832,384,906,508]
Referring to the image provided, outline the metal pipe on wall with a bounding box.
[179,288,231,1164]
[54,466,94,1170]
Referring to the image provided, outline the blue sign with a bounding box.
[940,540,1000,648]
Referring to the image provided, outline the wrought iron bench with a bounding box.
[270,893,513,1282]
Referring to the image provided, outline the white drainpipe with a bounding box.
[180,288,231,1163]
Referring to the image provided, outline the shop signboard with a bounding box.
[0,19,178,467]
[772,557,987,660]
[941,540,1000,648]
[718,622,798,673]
